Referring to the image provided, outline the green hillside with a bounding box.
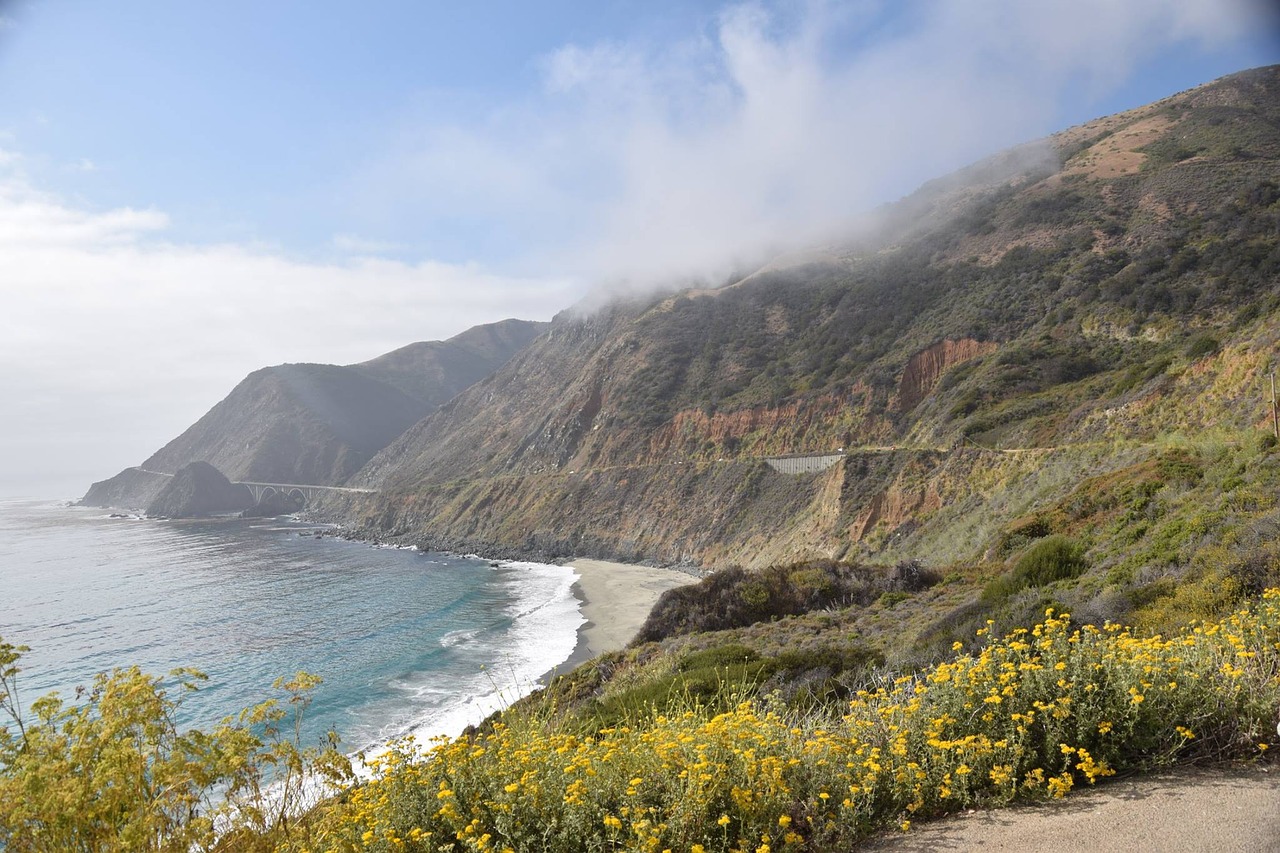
[302,66,1280,720]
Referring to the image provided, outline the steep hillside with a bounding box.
[330,66,1280,597]
[81,466,170,511]
[353,318,546,406]
[140,363,429,485]
[83,319,546,506]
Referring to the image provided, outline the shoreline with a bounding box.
[48,503,710,772]
[546,559,700,680]
[85,504,693,726]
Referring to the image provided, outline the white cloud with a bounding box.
[0,175,577,496]
[364,0,1267,287]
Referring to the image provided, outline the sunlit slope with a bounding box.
[333,67,1280,568]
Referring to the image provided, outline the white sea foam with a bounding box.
[439,627,480,648]
[353,558,584,777]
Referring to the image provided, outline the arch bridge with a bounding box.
[237,480,375,509]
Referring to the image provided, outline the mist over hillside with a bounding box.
[316,67,1280,601]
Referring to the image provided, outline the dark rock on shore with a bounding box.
[81,467,171,511]
[146,462,254,518]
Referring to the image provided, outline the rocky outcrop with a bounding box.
[81,467,171,511]
[145,462,253,518]
[651,389,893,461]
[896,339,997,411]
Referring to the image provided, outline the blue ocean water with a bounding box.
[0,499,582,755]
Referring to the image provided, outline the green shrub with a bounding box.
[1015,536,1088,586]
[1186,334,1220,359]
[634,559,938,644]
[1157,449,1203,484]
[0,637,351,852]
[737,580,771,610]
[985,536,1087,601]
[995,515,1054,557]
[582,645,771,730]
[676,644,758,672]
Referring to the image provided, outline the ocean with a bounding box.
[0,499,583,756]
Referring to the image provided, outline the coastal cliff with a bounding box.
[82,466,171,512]
[320,67,1280,577]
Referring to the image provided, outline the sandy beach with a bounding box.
[557,559,699,671]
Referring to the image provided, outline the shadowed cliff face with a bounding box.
[99,319,548,491]
[140,364,430,486]
[352,318,547,407]
[328,67,1280,569]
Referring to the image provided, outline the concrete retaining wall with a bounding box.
[764,453,844,475]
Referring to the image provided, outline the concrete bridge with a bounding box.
[132,468,375,509]
[237,480,376,508]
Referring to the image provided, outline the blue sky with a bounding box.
[0,1,751,263]
[2,1,1276,268]
[0,0,1277,496]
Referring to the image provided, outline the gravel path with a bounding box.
[859,763,1280,852]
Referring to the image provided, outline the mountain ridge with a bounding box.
[316,65,1280,598]
[82,318,547,509]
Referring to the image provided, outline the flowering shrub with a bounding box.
[0,646,351,853]
[325,590,1280,852]
[4,591,1278,851]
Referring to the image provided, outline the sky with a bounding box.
[0,0,1277,498]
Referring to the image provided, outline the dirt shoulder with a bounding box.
[859,763,1280,852]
